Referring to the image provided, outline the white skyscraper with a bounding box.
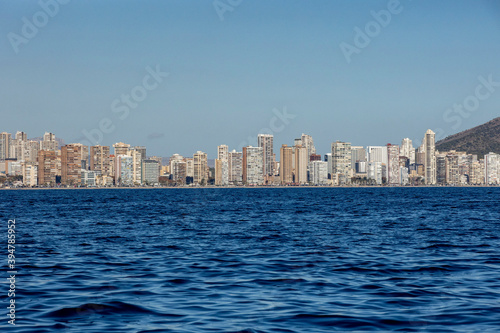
[310,161,329,185]
[324,153,332,177]
[367,146,388,165]
[258,134,274,176]
[368,162,383,185]
[243,146,264,185]
[228,150,243,183]
[215,145,229,186]
[300,133,316,157]
[484,152,499,185]
[0,132,12,160]
[423,129,436,185]
[387,144,401,185]
[41,132,58,151]
[194,151,208,185]
[331,141,352,184]
[401,138,415,164]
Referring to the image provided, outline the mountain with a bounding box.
[436,117,500,158]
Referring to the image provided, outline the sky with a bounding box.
[1,0,499,158]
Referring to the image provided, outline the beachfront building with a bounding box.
[423,129,437,185]
[310,160,329,185]
[61,144,83,185]
[38,150,58,186]
[215,145,229,186]
[294,145,308,184]
[90,145,112,176]
[280,144,293,184]
[141,159,160,185]
[193,151,208,185]
[258,134,274,176]
[484,152,499,185]
[387,144,400,185]
[332,141,352,185]
[243,146,264,185]
[228,150,243,184]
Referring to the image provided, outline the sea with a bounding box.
[1,187,499,332]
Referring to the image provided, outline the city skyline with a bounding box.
[1,126,499,187]
[2,1,500,157]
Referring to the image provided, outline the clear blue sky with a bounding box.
[1,0,499,157]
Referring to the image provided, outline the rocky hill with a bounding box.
[436,117,500,158]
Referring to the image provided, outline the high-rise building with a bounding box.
[367,146,388,165]
[242,146,264,185]
[134,146,147,160]
[470,160,485,185]
[148,156,163,175]
[61,144,83,185]
[15,131,27,141]
[12,131,28,161]
[258,134,274,176]
[228,150,243,184]
[169,154,187,184]
[37,150,57,186]
[368,161,383,185]
[128,148,142,185]
[215,145,229,186]
[90,145,111,176]
[423,129,436,185]
[113,142,131,156]
[332,141,352,184]
[280,144,293,184]
[118,155,134,185]
[22,140,40,163]
[217,145,229,160]
[22,162,37,187]
[310,161,329,185]
[324,153,332,177]
[401,138,415,164]
[300,133,316,157]
[436,153,446,184]
[351,146,366,169]
[387,144,400,185]
[141,159,160,185]
[484,152,499,185]
[185,158,194,179]
[40,132,57,151]
[294,145,308,184]
[445,152,460,185]
[0,132,12,161]
[193,151,208,185]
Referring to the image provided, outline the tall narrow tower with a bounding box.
[258,134,274,176]
[423,129,436,185]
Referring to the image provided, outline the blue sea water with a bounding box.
[1,187,500,332]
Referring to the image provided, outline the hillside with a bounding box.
[436,117,500,158]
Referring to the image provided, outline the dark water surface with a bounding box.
[1,188,500,332]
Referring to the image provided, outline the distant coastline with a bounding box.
[1,185,498,190]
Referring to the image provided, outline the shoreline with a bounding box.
[1,185,498,190]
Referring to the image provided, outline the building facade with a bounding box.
[61,144,83,185]
[258,134,274,176]
[243,146,264,185]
